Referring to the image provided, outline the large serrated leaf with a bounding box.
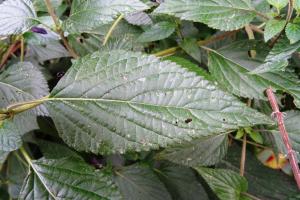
[0,62,49,133]
[154,0,256,31]
[195,167,248,200]
[157,134,228,167]
[19,157,122,200]
[45,50,272,154]
[0,0,37,35]
[207,42,300,108]
[114,164,172,200]
[63,0,149,33]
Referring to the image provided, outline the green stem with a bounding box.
[20,146,32,165]
[20,36,24,62]
[44,0,79,58]
[103,14,124,46]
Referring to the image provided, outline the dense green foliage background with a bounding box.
[0,0,300,199]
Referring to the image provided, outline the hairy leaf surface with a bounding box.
[0,62,49,133]
[154,0,257,31]
[208,44,300,108]
[19,157,122,200]
[158,134,228,167]
[0,0,37,35]
[46,50,272,154]
[63,0,149,33]
[114,164,172,200]
[195,167,248,200]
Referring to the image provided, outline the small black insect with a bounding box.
[185,118,192,124]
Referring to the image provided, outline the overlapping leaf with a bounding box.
[45,50,272,154]
[207,42,300,108]
[157,134,228,167]
[0,120,22,152]
[114,164,172,200]
[250,37,300,74]
[137,21,176,42]
[154,0,257,31]
[0,0,37,35]
[63,0,149,33]
[19,157,122,200]
[195,167,248,200]
[0,62,49,133]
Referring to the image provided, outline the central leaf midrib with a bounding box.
[47,97,240,113]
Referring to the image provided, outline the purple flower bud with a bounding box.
[31,26,47,34]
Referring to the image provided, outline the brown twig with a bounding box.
[240,133,247,176]
[270,0,294,47]
[266,88,300,189]
[44,0,79,58]
[0,41,21,69]
[154,30,238,57]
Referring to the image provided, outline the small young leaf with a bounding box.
[137,21,176,42]
[286,22,300,44]
[0,0,37,35]
[267,0,288,10]
[46,50,273,154]
[19,157,122,200]
[63,0,149,33]
[154,0,257,31]
[195,167,248,200]
[264,19,286,42]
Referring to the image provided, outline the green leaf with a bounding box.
[0,120,22,152]
[154,0,257,31]
[0,62,49,133]
[218,143,299,199]
[267,0,288,10]
[164,56,212,81]
[37,140,81,159]
[33,0,63,12]
[6,153,28,198]
[264,20,286,42]
[244,128,263,144]
[63,0,149,33]
[114,164,172,200]
[195,167,248,200]
[125,11,153,26]
[0,150,9,165]
[157,134,228,167]
[46,50,272,154]
[156,162,209,200]
[179,38,202,63]
[249,37,300,74]
[286,22,300,44]
[0,0,37,35]
[295,0,300,14]
[137,21,176,42]
[271,110,300,161]
[207,43,300,108]
[19,157,122,200]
